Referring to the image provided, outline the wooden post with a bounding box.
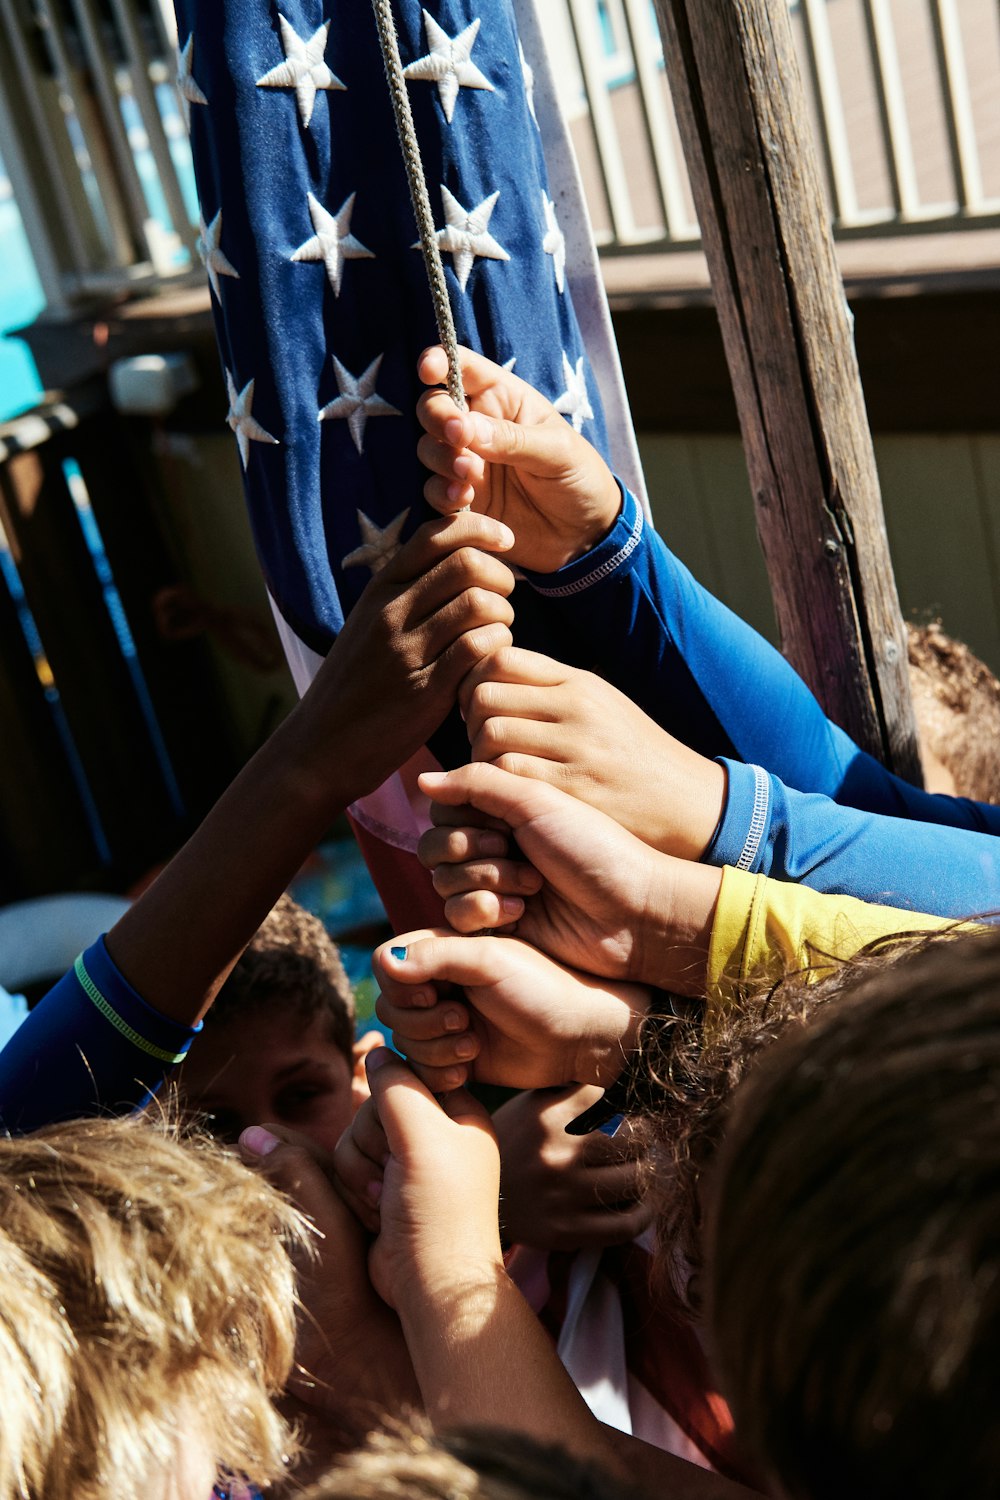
[652,0,922,781]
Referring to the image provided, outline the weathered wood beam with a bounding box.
[652,0,922,780]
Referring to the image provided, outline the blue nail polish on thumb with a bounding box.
[390,945,408,961]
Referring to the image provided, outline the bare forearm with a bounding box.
[399,1270,614,1464]
[105,702,358,1024]
[633,855,723,998]
[399,1270,761,1498]
[600,1426,764,1500]
[103,509,521,1026]
[576,858,723,1088]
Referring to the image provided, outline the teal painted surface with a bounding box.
[0,175,45,421]
[0,93,198,423]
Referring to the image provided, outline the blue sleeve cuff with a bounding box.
[703,760,1000,913]
[519,480,643,598]
[79,936,202,1063]
[704,758,772,873]
[0,935,200,1134]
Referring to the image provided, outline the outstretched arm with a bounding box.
[449,647,1000,917]
[106,512,515,1021]
[362,1049,761,1500]
[419,345,1000,835]
[0,513,516,1132]
[708,758,1000,916]
[709,864,957,1014]
[412,763,965,1036]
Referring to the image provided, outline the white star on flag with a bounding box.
[256,16,345,129]
[553,352,594,433]
[429,186,510,294]
[403,11,494,125]
[198,211,240,303]
[177,35,208,129]
[541,192,566,294]
[342,508,410,574]
[318,354,401,453]
[519,40,537,127]
[291,192,374,296]
[225,371,279,470]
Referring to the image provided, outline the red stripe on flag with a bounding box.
[347,810,446,935]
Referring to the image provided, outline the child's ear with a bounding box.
[350,1030,384,1109]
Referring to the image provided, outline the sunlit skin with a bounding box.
[159,1419,216,1500]
[177,1009,380,1153]
[919,741,957,797]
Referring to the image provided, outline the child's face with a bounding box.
[178,1009,373,1154]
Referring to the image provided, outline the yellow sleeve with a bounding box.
[707,866,956,1011]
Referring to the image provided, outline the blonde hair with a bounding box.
[0,1113,307,1500]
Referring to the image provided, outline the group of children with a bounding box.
[1,343,999,1499]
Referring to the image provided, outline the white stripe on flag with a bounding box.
[513,0,649,517]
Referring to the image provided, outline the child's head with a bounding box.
[639,961,871,1309]
[0,1113,305,1500]
[907,621,1000,800]
[701,929,1000,1498]
[179,893,377,1151]
[306,1420,631,1500]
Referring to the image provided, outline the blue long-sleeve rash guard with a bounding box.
[520,485,1000,913]
[0,935,198,1134]
[710,760,1000,915]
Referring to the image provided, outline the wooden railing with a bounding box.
[0,0,195,311]
[549,0,1000,252]
[1,0,997,318]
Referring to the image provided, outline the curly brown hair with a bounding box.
[908,621,1000,801]
[207,892,355,1059]
[637,929,963,1311]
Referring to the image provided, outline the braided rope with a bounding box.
[371,0,466,410]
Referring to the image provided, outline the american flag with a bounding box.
[172,0,645,923]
